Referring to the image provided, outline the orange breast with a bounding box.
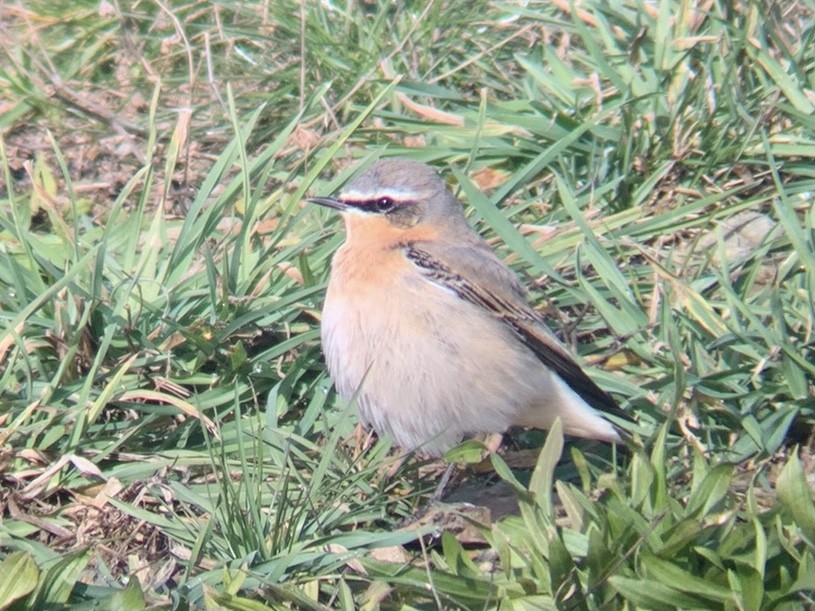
[330,215,439,288]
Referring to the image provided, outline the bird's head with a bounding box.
[309,159,469,239]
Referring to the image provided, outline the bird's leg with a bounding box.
[431,433,505,501]
[430,463,457,503]
[351,423,376,459]
[382,451,408,479]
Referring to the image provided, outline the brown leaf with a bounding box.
[471,167,509,191]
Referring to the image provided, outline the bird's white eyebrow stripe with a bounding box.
[340,187,416,201]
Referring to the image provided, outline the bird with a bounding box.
[309,158,630,458]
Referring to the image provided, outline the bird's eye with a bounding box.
[375,197,395,212]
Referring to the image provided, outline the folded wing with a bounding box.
[404,242,632,428]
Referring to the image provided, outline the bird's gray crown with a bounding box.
[340,159,448,203]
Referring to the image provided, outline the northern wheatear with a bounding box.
[309,159,630,457]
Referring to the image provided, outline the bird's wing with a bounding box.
[404,242,631,424]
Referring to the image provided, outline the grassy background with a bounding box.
[1,0,814,609]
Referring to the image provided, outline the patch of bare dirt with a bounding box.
[0,458,214,602]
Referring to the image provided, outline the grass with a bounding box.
[1,0,814,609]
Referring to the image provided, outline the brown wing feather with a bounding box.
[404,244,632,425]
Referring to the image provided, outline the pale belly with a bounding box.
[320,267,557,456]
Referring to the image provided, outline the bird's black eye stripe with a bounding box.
[342,197,400,213]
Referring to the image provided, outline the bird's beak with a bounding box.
[307,196,348,211]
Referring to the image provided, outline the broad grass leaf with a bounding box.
[776,449,815,546]
[0,551,38,608]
